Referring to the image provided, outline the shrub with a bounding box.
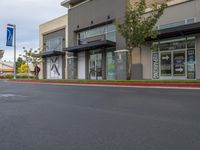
[0,73,34,79]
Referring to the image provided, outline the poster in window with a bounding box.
[173,51,185,76]
[107,52,116,80]
[187,49,195,79]
[152,52,159,79]
[160,52,171,76]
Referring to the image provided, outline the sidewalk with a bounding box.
[8,79,200,89]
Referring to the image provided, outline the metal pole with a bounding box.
[14,25,16,80]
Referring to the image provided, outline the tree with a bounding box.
[31,48,43,66]
[16,57,25,73]
[20,47,42,79]
[117,0,167,79]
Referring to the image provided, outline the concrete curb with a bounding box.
[8,80,200,89]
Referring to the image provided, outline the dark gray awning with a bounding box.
[64,40,116,52]
[158,22,200,39]
[41,51,65,58]
[68,0,84,5]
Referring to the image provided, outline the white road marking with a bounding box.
[0,94,27,98]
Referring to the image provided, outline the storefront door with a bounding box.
[89,53,102,80]
[160,50,186,79]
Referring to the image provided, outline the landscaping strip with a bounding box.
[8,79,200,88]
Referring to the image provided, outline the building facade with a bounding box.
[60,0,200,80]
[0,61,14,74]
[61,0,127,80]
[39,15,68,79]
[140,0,200,80]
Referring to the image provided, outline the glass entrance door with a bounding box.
[160,52,172,77]
[160,50,186,79]
[173,51,186,77]
[89,53,102,80]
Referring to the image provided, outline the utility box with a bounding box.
[115,50,129,80]
[131,64,143,80]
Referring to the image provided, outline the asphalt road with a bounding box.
[0,80,200,150]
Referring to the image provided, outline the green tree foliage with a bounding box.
[117,0,167,50]
[16,57,25,73]
[17,64,28,73]
[19,47,43,78]
[21,47,42,66]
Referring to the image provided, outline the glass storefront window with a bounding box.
[152,37,196,79]
[159,40,186,51]
[46,37,63,51]
[107,24,116,32]
[77,24,116,45]
[89,51,103,80]
[159,20,186,30]
[187,39,195,49]
[158,18,195,30]
[173,51,186,76]
[187,18,195,24]
[160,52,172,76]
[106,32,116,42]
[79,32,85,39]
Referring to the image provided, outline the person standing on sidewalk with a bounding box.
[34,64,40,79]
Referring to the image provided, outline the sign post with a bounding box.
[6,24,16,79]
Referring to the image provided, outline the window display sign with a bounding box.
[47,56,62,79]
[173,51,185,76]
[160,52,171,76]
[187,49,195,79]
[107,52,116,80]
[152,52,159,79]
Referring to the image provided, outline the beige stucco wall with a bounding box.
[157,0,200,26]
[129,0,199,25]
[39,14,68,50]
[129,0,193,8]
[130,0,169,7]
[141,44,152,79]
[139,0,200,79]
[141,36,200,80]
[39,15,68,79]
[131,47,141,64]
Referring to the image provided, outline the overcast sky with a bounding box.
[0,0,67,61]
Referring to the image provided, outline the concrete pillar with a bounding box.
[65,52,68,79]
[67,53,78,80]
[114,50,129,80]
[62,55,66,79]
[102,49,107,80]
[42,58,47,79]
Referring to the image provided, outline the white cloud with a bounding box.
[0,0,67,61]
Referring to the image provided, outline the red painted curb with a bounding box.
[8,80,200,88]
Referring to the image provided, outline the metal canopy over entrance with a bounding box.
[41,51,65,58]
[64,40,116,53]
[158,22,200,39]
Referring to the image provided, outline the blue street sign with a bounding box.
[6,26,14,47]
